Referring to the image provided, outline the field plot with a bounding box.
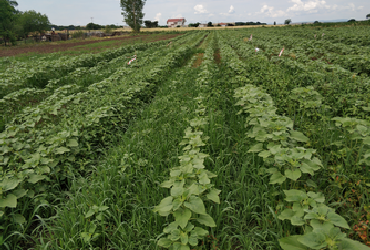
[1,27,370,250]
[0,33,182,57]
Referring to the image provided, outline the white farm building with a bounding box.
[167,18,187,27]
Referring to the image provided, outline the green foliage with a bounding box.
[104,25,113,34]
[154,38,220,249]
[220,31,368,249]
[154,103,220,248]
[0,0,18,45]
[189,23,200,27]
[0,32,207,247]
[120,0,146,32]
[144,20,158,28]
[86,22,101,30]
[17,10,50,37]
[2,26,370,249]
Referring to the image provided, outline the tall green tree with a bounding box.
[0,0,18,45]
[120,0,146,32]
[17,10,50,42]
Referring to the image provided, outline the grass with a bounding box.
[30,35,284,250]
[2,27,370,249]
[72,40,120,48]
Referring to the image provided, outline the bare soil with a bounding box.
[192,53,204,68]
[214,50,222,64]
[0,34,181,57]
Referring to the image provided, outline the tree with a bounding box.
[104,25,112,34]
[86,22,100,30]
[18,10,50,42]
[188,22,200,27]
[367,13,370,19]
[120,0,146,32]
[144,20,156,28]
[15,10,50,42]
[208,22,213,27]
[274,21,276,25]
[284,19,292,25]
[0,0,18,45]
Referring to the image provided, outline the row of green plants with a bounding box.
[0,32,207,248]
[154,33,221,250]
[228,30,370,182]
[0,33,192,99]
[229,32,370,245]
[233,27,370,75]
[0,37,185,132]
[217,32,368,249]
[227,29,370,121]
[30,34,213,250]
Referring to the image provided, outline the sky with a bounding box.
[16,0,370,26]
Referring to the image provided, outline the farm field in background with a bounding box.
[1,26,370,250]
[0,33,181,57]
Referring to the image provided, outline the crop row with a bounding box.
[153,32,225,250]
[222,31,370,177]
[227,30,370,119]
[0,33,193,99]
[0,36,185,132]
[221,31,368,249]
[234,29,370,76]
[0,32,207,246]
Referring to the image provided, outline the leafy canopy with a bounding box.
[18,10,50,35]
[120,0,146,32]
[0,0,18,45]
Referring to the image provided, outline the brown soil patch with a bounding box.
[0,34,181,57]
[192,53,204,68]
[214,49,221,64]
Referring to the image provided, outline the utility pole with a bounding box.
[91,17,94,24]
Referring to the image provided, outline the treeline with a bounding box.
[0,0,50,45]
[310,19,370,27]
[51,24,121,31]
[235,21,267,26]
[0,0,125,46]
[144,21,159,28]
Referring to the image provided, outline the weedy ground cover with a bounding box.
[1,26,370,249]
[0,33,182,57]
[0,32,207,248]
[0,35,190,132]
[220,28,370,248]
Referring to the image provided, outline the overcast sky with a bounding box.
[16,0,370,26]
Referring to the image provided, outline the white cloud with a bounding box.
[229,5,235,14]
[357,6,364,10]
[287,0,328,13]
[221,5,236,16]
[259,4,286,17]
[348,3,355,11]
[171,13,183,18]
[194,4,208,14]
[154,13,162,22]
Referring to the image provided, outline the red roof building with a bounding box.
[167,18,186,27]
